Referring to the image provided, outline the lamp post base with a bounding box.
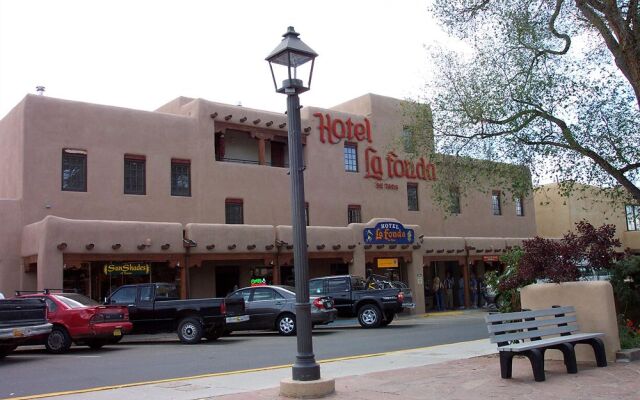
[280,377,335,399]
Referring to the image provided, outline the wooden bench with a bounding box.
[485,306,607,382]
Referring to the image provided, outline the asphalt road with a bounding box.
[0,311,488,399]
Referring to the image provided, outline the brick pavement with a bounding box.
[212,355,640,400]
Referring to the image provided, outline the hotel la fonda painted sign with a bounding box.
[364,222,415,245]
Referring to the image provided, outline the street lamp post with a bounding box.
[266,26,319,382]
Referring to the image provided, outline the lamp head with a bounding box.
[266,27,318,94]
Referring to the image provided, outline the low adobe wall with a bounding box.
[520,281,620,362]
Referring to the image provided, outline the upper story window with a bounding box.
[515,195,524,216]
[347,205,361,224]
[61,149,87,192]
[408,183,419,211]
[492,191,502,215]
[344,142,358,172]
[402,127,416,154]
[124,155,146,195]
[226,198,244,224]
[626,205,640,231]
[305,202,310,226]
[171,159,191,197]
[449,186,461,214]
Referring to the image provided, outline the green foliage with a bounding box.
[418,0,640,204]
[618,315,640,350]
[484,247,524,312]
[611,256,640,321]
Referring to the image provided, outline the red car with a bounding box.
[15,291,132,353]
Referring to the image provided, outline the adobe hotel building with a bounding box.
[0,93,536,312]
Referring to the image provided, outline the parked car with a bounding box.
[15,290,132,353]
[0,298,52,359]
[308,275,414,328]
[225,285,337,336]
[105,283,247,344]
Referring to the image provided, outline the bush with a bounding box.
[618,315,640,349]
[611,256,640,323]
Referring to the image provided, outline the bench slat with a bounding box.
[486,315,577,334]
[485,306,574,323]
[490,323,578,343]
[497,332,604,352]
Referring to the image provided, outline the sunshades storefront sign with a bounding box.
[104,262,151,276]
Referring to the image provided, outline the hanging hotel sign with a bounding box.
[313,113,437,183]
[483,255,500,262]
[104,262,151,276]
[364,222,415,245]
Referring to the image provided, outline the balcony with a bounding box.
[215,128,294,168]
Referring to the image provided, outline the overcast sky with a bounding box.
[0,0,451,119]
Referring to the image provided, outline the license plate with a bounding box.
[226,315,249,323]
[12,328,25,338]
[113,328,122,337]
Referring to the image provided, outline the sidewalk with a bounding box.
[33,336,640,400]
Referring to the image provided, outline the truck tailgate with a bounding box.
[224,297,245,317]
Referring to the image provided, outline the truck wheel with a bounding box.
[177,317,204,344]
[358,304,382,328]
[46,327,72,354]
[380,311,395,327]
[277,313,296,336]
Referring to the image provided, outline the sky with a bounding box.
[0,0,450,119]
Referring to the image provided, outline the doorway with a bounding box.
[215,266,240,296]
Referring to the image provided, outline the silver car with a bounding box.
[225,285,337,336]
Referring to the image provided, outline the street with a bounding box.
[0,311,488,399]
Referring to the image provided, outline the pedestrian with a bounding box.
[457,276,465,309]
[444,273,454,310]
[470,274,478,308]
[432,276,443,311]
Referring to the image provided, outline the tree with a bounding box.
[422,0,640,204]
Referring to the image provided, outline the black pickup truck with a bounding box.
[105,283,246,344]
[309,275,415,328]
[0,298,52,358]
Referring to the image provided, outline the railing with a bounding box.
[218,157,288,168]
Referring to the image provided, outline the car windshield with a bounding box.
[54,294,100,308]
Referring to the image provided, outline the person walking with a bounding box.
[444,273,454,310]
[432,276,443,311]
[457,276,465,309]
[470,274,478,308]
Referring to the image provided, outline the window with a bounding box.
[492,191,502,215]
[252,288,276,301]
[228,289,251,302]
[305,202,310,226]
[347,204,361,224]
[328,278,350,292]
[225,198,244,224]
[309,280,325,295]
[171,159,191,196]
[515,196,524,216]
[449,187,461,214]
[626,205,640,231]
[139,286,153,302]
[124,155,146,195]
[402,127,416,154]
[61,149,87,192]
[344,142,358,172]
[408,183,419,211]
[109,287,137,304]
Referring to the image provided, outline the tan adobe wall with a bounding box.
[535,183,631,249]
[0,200,23,295]
[0,99,26,199]
[521,281,620,362]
